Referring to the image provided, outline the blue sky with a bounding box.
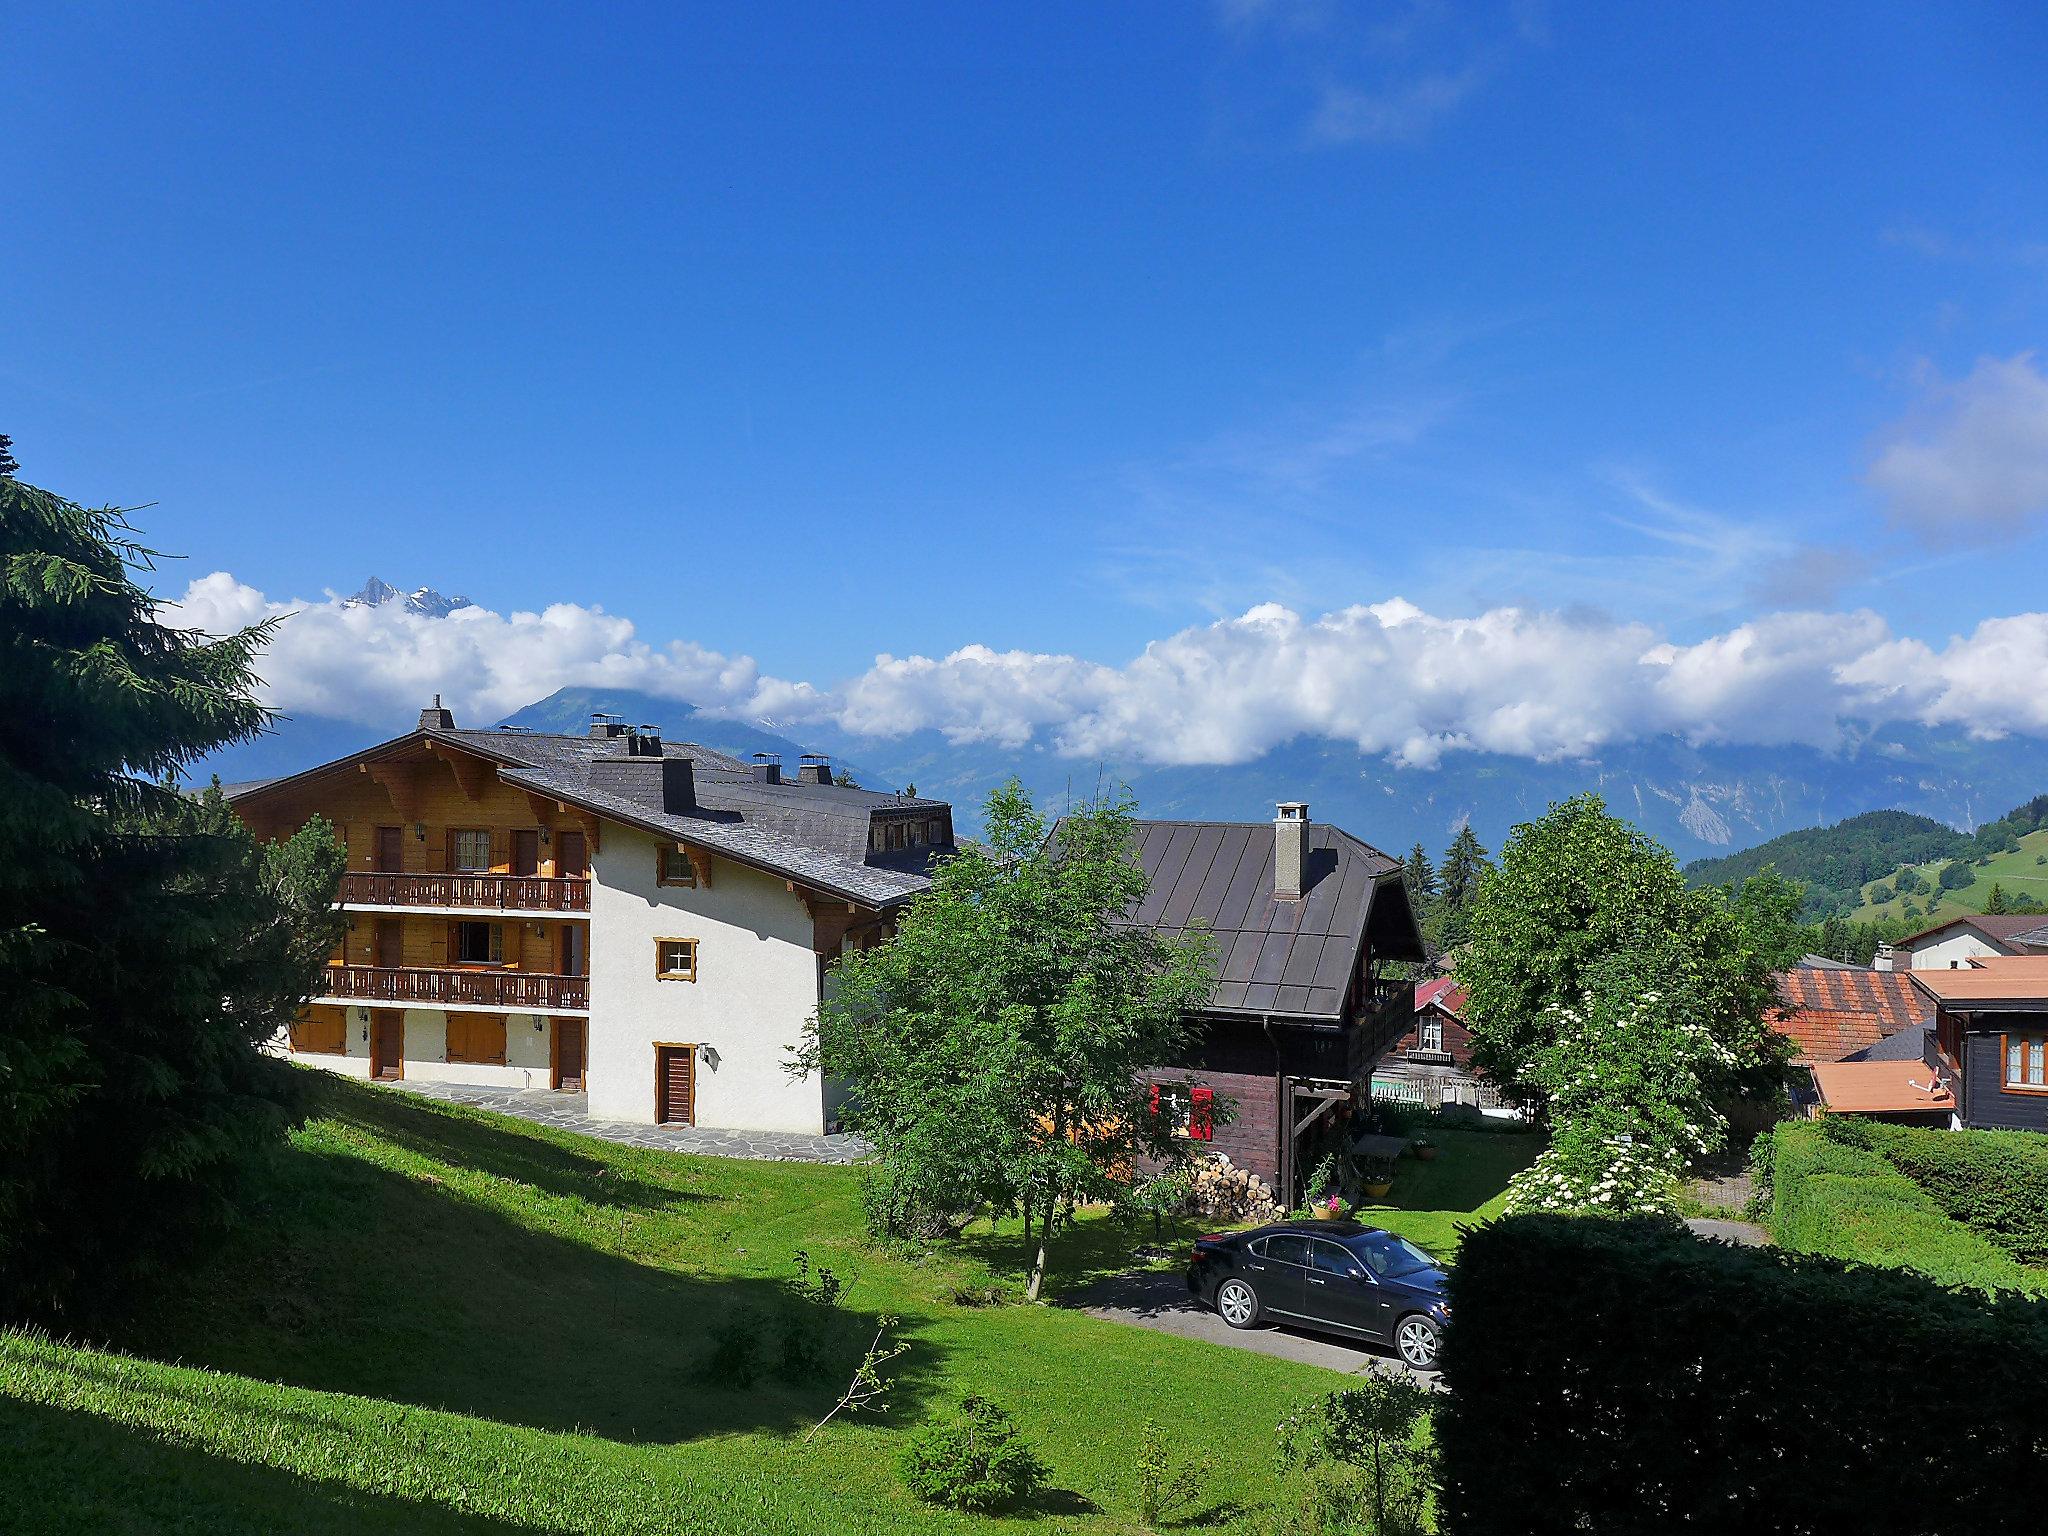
[8,3,2048,761]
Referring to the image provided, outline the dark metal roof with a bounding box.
[1093,817,1424,1024]
[229,725,952,909]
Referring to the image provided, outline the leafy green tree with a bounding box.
[1,478,345,1321]
[798,781,1214,1300]
[1435,824,1491,947]
[1726,868,1811,971]
[1868,883,1896,906]
[1938,861,1974,892]
[1458,795,1788,1109]
[1895,867,1926,896]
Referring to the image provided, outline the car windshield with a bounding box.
[1348,1233,1439,1278]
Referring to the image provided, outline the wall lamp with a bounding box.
[698,1044,721,1071]
[413,821,427,842]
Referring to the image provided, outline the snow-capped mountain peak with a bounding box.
[340,577,475,618]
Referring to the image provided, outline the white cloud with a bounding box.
[1866,354,2048,540]
[167,575,2048,767]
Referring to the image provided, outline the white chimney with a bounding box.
[1274,802,1309,900]
[1873,942,1895,972]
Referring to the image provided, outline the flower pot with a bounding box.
[1413,1144,1438,1162]
[1363,1180,1393,1200]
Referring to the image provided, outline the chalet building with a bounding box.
[1367,978,1510,1113]
[1098,803,1426,1204]
[1916,955,2048,1132]
[229,702,953,1133]
[1879,914,2048,971]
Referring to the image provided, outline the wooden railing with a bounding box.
[1350,982,1416,1081]
[321,964,589,1011]
[339,872,590,912]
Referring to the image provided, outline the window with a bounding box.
[451,828,492,872]
[2004,1033,2048,1092]
[1148,1082,1214,1141]
[656,938,699,981]
[1417,1015,1445,1053]
[1311,1240,1363,1278]
[657,843,699,886]
[1258,1233,1312,1267]
[887,821,906,851]
[446,1013,507,1065]
[289,1008,347,1055]
[870,825,886,853]
[452,922,504,965]
[926,818,944,846]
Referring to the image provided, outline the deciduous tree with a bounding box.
[797,782,1214,1300]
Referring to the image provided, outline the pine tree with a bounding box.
[1436,825,1492,947]
[0,434,16,478]
[1986,883,2009,915]
[1402,841,1438,911]
[0,476,345,1322]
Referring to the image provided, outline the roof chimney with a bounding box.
[419,694,456,731]
[1274,802,1309,901]
[796,753,832,785]
[587,712,628,739]
[750,751,782,785]
[588,751,695,814]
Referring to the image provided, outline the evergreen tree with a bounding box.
[1986,883,2010,915]
[0,477,345,1322]
[0,433,17,478]
[1436,824,1492,947]
[1402,841,1438,912]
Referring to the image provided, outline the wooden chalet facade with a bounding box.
[1916,956,2048,1133]
[1100,803,1427,1203]
[231,701,953,1133]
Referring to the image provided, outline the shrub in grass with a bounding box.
[1129,1416,1213,1529]
[700,1306,765,1389]
[898,1395,1046,1511]
[1276,1377,1434,1536]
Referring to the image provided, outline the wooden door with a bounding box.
[371,1011,404,1080]
[656,1046,694,1125]
[560,924,587,977]
[374,825,403,873]
[512,829,540,877]
[556,831,588,879]
[554,1019,586,1092]
[375,918,403,969]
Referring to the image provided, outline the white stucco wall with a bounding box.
[585,827,826,1132]
[1906,930,2003,969]
[401,1009,557,1090]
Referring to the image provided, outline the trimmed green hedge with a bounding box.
[1767,1120,2048,1295]
[1436,1214,2048,1534]
[1859,1121,2048,1265]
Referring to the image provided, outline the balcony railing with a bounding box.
[1350,982,1416,1081]
[321,964,590,1011]
[339,872,590,912]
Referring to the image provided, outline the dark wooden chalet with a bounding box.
[1096,802,1426,1202]
[1916,956,2048,1132]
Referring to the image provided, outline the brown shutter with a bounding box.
[444,921,458,965]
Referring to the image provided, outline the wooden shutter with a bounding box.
[1189,1087,1214,1142]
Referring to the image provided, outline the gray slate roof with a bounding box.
[1102,818,1425,1024]
[1849,1021,1934,1063]
[234,724,950,909]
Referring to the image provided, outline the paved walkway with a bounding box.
[1065,1270,1434,1383]
[388,1080,872,1164]
[1684,1216,1771,1247]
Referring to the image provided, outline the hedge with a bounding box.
[1860,1121,2048,1265]
[1436,1214,2048,1535]
[1767,1120,2046,1295]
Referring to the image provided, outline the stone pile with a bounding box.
[1186,1153,1282,1223]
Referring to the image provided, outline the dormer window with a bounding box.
[658,844,698,887]
[908,821,926,848]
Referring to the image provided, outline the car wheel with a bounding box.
[1394,1313,1442,1371]
[1215,1279,1260,1330]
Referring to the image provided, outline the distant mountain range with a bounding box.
[341,576,474,618]
[187,581,2048,864]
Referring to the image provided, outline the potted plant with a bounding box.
[1316,1193,1348,1220]
[1411,1135,1438,1162]
[1357,1149,1399,1201]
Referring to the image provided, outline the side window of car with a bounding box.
[1311,1240,1364,1277]
[1262,1234,1312,1267]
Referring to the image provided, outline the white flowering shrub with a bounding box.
[1503,986,1728,1218]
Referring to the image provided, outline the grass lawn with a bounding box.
[0,1072,1359,1535]
[1854,826,2048,924]
[1351,1128,1543,1258]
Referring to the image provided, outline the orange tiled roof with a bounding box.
[1773,966,1928,1064]
[1811,1059,1954,1115]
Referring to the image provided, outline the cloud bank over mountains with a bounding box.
[170,574,2048,771]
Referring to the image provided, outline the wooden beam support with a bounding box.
[686,846,714,888]
[785,878,815,920]
[523,791,557,824]
[572,809,602,854]
[363,762,423,823]
[424,739,493,802]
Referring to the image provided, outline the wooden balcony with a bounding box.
[320,964,590,1012]
[1350,980,1416,1081]
[339,872,590,912]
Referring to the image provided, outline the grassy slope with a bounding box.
[1853,826,2048,924]
[3,1074,1371,1535]
[1353,1129,1542,1257]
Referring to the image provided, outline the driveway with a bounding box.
[1064,1270,1435,1382]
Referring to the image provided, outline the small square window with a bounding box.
[656,938,699,981]
[451,829,492,873]
[453,921,504,964]
[658,844,698,886]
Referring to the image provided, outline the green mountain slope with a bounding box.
[1852,826,2048,924]
[1683,810,1974,901]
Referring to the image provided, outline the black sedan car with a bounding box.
[1186,1220,1450,1370]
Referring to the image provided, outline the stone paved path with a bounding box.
[388,1080,872,1164]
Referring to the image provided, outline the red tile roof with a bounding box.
[1414,977,1468,1016]
[1773,966,1929,1065]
